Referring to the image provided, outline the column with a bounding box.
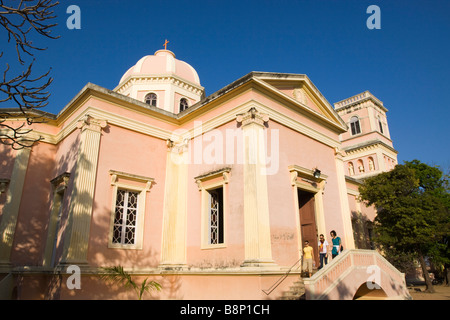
[334,148,355,250]
[237,107,276,268]
[0,147,31,266]
[60,115,107,266]
[159,139,188,269]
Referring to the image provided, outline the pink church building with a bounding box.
[0,49,410,300]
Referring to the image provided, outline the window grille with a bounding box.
[112,189,139,245]
[208,188,224,245]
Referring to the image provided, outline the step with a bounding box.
[279,278,306,300]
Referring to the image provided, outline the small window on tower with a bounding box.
[179,98,189,112]
[350,116,361,135]
[145,93,157,107]
[378,117,384,134]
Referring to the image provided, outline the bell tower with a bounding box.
[334,91,398,178]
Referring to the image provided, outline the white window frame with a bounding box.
[350,116,361,135]
[195,168,230,249]
[108,170,154,250]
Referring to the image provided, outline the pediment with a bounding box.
[252,73,347,132]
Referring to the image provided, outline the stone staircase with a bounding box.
[280,277,306,300]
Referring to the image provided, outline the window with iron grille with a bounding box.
[208,187,224,245]
[112,189,139,245]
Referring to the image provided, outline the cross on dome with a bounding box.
[163,39,169,50]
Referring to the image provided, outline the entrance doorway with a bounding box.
[298,189,319,268]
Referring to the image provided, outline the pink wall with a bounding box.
[10,141,56,265]
[88,124,168,268]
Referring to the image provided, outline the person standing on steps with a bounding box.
[317,234,329,269]
[302,240,314,277]
[330,230,343,259]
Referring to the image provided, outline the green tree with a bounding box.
[359,160,449,293]
[100,266,162,300]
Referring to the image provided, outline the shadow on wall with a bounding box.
[5,128,184,300]
[351,211,374,250]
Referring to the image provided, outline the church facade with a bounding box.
[0,49,401,299]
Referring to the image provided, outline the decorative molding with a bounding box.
[236,107,269,128]
[166,138,189,154]
[334,91,387,112]
[334,147,346,159]
[50,172,71,193]
[194,167,231,191]
[288,165,328,186]
[115,74,204,97]
[293,88,307,105]
[109,170,155,191]
[77,114,107,133]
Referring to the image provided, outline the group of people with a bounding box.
[301,230,343,277]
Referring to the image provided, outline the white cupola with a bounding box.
[114,49,204,113]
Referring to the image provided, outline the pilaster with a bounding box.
[237,107,276,268]
[0,147,31,266]
[334,148,355,250]
[159,139,188,269]
[59,115,107,266]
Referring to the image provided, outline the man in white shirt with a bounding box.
[317,234,329,269]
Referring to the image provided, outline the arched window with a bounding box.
[145,93,157,107]
[350,116,361,135]
[179,98,189,112]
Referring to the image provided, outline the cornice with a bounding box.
[2,73,346,149]
[334,90,388,113]
[114,73,204,96]
[343,139,398,155]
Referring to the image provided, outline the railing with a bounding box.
[262,257,302,296]
[303,249,408,300]
[0,273,14,300]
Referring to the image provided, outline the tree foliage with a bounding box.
[100,265,162,300]
[359,160,450,292]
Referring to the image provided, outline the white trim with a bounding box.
[108,171,155,250]
[196,169,230,250]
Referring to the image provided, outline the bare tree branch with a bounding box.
[0,0,59,149]
[0,0,60,63]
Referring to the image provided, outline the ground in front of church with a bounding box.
[409,284,450,300]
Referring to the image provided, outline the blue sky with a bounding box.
[2,0,449,169]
